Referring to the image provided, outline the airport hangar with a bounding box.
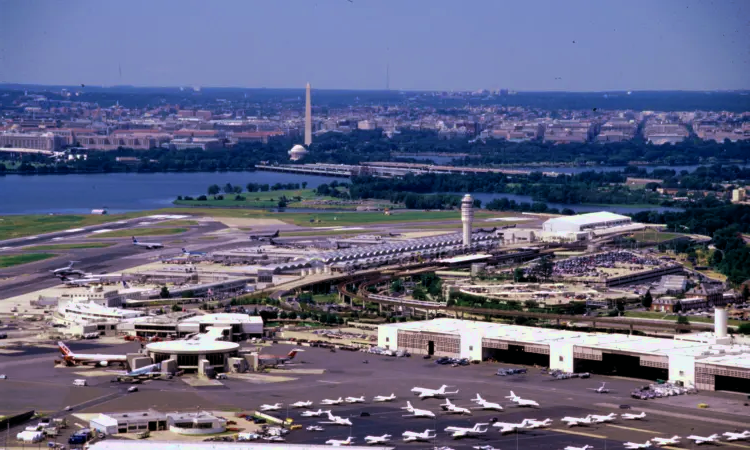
[377,316,750,393]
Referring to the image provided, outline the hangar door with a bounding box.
[398,330,460,357]
[574,347,667,380]
[696,363,750,393]
[482,338,550,366]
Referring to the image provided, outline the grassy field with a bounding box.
[632,230,683,243]
[173,189,348,209]
[0,212,149,241]
[95,227,187,238]
[0,253,56,268]
[24,242,115,251]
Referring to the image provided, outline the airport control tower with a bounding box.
[461,193,474,246]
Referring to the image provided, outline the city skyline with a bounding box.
[0,0,748,92]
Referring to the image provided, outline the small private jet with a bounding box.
[505,391,540,407]
[650,435,681,446]
[493,419,533,434]
[291,400,313,408]
[306,426,324,432]
[320,397,344,406]
[402,401,436,418]
[373,393,397,402]
[260,403,283,412]
[589,413,617,424]
[320,411,353,426]
[473,446,500,450]
[132,237,163,249]
[345,396,365,404]
[724,431,750,441]
[623,441,652,449]
[301,409,327,418]
[525,418,553,429]
[325,436,354,446]
[363,434,391,445]
[444,423,489,439]
[561,415,594,427]
[57,341,127,367]
[440,398,472,415]
[401,429,437,442]
[564,446,593,450]
[686,434,721,445]
[621,412,647,420]
[589,382,610,394]
[471,394,503,411]
[411,384,459,399]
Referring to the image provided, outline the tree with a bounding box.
[673,301,683,313]
[302,181,308,189]
[642,290,653,309]
[288,311,297,320]
[616,300,625,313]
[391,279,404,293]
[537,256,554,281]
[159,286,170,299]
[513,267,525,282]
[676,315,690,325]
[412,286,427,301]
[207,184,220,196]
[277,196,288,208]
[737,323,750,335]
[171,303,182,312]
[223,183,235,194]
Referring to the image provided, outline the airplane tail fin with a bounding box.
[58,341,72,356]
[406,401,413,409]
[132,237,138,243]
[287,349,299,359]
[182,248,187,253]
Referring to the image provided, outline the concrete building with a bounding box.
[732,188,747,203]
[167,411,226,435]
[0,131,63,151]
[90,410,167,435]
[461,193,474,246]
[542,211,633,234]
[145,331,240,373]
[170,137,223,151]
[122,313,261,341]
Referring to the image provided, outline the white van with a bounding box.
[73,379,87,387]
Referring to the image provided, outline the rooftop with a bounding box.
[544,211,630,226]
[180,313,263,325]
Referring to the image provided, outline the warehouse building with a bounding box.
[377,315,750,392]
[542,211,637,234]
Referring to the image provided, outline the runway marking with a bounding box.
[606,424,661,434]
[550,428,606,439]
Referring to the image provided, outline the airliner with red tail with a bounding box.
[57,341,128,367]
[259,348,303,365]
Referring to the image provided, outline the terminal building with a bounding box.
[377,315,750,392]
[145,330,240,373]
[121,313,263,342]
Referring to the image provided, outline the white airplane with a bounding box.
[109,363,166,378]
[301,409,326,417]
[410,384,459,399]
[493,419,533,434]
[471,394,504,411]
[363,434,391,445]
[724,431,750,441]
[182,248,206,257]
[589,413,617,423]
[306,425,324,431]
[563,446,593,450]
[561,415,594,427]
[345,396,365,404]
[402,401,436,418]
[621,412,647,420]
[325,436,354,446]
[62,275,103,287]
[260,403,283,411]
[57,341,127,367]
[401,429,437,442]
[473,446,500,450]
[320,411,353,426]
[132,236,163,249]
[505,391,540,407]
[589,382,610,394]
[51,261,81,276]
[444,423,489,438]
[623,442,652,449]
[440,398,472,415]
[321,397,344,405]
[650,436,681,446]
[686,434,721,445]
[526,418,553,429]
[291,400,313,408]
[373,393,397,402]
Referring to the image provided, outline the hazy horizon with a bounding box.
[1,0,748,92]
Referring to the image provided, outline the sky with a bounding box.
[0,0,748,91]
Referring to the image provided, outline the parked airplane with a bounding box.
[505,391,540,407]
[250,230,280,241]
[259,349,303,366]
[440,398,472,415]
[561,415,594,427]
[563,446,593,450]
[473,446,500,450]
[724,431,750,441]
[373,393,397,402]
[471,394,503,411]
[325,436,354,446]
[63,275,102,287]
[109,363,164,378]
[589,382,610,394]
[589,413,617,423]
[320,411,352,426]
[363,434,391,445]
[320,397,344,406]
[260,403,283,411]
[621,412,647,420]
[402,429,437,442]
[623,442,652,449]
[411,384,459,399]
[493,419,533,434]
[57,341,127,367]
[650,436,681,446]
[306,425,324,431]
[345,396,365,404]
[301,409,326,417]
[444,423,489,438]
[686,434,720,445]
[291,400,313,408]
[132,237,163,249]
[182,248,206,257]
[51,261,84,278]
[402,401,436,418]
[526,418,553,429]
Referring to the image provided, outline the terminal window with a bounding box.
[559,356,564,362]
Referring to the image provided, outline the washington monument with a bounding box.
[304,82,312,146]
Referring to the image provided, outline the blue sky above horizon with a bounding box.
[1,0,748,91]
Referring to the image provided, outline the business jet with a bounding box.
[440,398,472,415]
[411,384,459,399]
[471,394,503,411]
[306,425,324,432]
[320,397,344,406]
[363,434,391,445]
[250,230,280,241]
[325,436,354,446]
[650,436,681,446]
[260,403,283,411]
[401,429,437,442]
[57,341,127,367]
[526,418,553,429]
[182,248,206,257]
[402,401,436,418]
[373,393,397,402]
[320,411,353,426]
[493,419,533,434]
[563,446,593,450]
[621,412,647,420]
[588,382,610,394]
[723,431,750,441]
[589,413,617,423]
[623,442,652,449]
[291,400,313,408]
[505,391,540,407]
[686,434,721,445]
[132,237,163,249]
[345,396,365,404]
[561,415,594,427]
[444,423,489,438]
[301,409,326,417]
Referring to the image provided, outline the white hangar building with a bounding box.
[542,211,637,234]
[378,316,750,392]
